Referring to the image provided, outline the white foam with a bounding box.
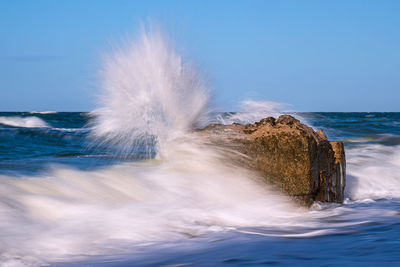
[52,127,87,132]
[213,100,310,127]
[216,100,289,125]
[90,28,209,156]
[29,111,57,114]
[0,138,304,264]
[2,136,396,264]
[0,116,49,128]
[346,144,400,200]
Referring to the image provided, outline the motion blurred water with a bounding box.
[0,111,399,266]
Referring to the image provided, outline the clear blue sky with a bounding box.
[0,0,399,111]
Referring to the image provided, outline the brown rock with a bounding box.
[198,115,346,206]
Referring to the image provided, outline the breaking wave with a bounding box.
[346,144,400,200]
[29,111,57,114]
[0,140,303,265]
[0,116,50,128]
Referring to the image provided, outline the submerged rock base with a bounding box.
[200,115,346,206]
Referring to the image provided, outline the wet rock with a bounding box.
[199,115,346,206]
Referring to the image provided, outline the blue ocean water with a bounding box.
[0,112,399,266]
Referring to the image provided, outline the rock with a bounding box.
[198,115,346,206]
[329,141,346,202]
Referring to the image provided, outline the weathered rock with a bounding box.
[199,115,346,206]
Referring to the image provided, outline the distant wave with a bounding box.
[344,134,400,146]
[52,127,88,132]
[29,111,57,114]
[0,116,50,128]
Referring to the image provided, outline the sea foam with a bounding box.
[346,144,400,200]
[0,138,303,264]
[29,111,57,114]
[0,116,49,128]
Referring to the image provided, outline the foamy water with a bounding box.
[2,128,398,265]
[0,116,49,128]
[29,111,57,114]
[346,144,400,200]
[0,138,307,265]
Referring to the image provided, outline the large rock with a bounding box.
[199,115,346,206]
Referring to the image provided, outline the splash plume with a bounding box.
[90,28,210,157]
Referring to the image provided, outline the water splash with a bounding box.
[215,100,289,125]
[211,100,313,127]
[90,29,210,157]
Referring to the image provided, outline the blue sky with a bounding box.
[0,0,399,111]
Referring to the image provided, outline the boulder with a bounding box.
[199,115,346,206]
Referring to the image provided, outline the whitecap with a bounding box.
[29,111,57,114]
[0,116,50,128]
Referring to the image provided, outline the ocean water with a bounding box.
[0,112,399,266]
[1,30,399,266]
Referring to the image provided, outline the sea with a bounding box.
[0,111,399,266]
[1,31,399,266]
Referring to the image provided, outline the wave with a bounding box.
[346,144,400,200]
[1,138,398,265]
[52,127,88,132]
[0,116,50,128]
[0,139,303,264]
[344,134,400,146]
[29,111,57,114]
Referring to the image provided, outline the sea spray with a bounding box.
[90,28,210,157]
[215,100,289,125]
[212,100,313,128]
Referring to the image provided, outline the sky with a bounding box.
[0,0,399,112]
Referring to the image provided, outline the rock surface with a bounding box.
[199,115,346,206]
